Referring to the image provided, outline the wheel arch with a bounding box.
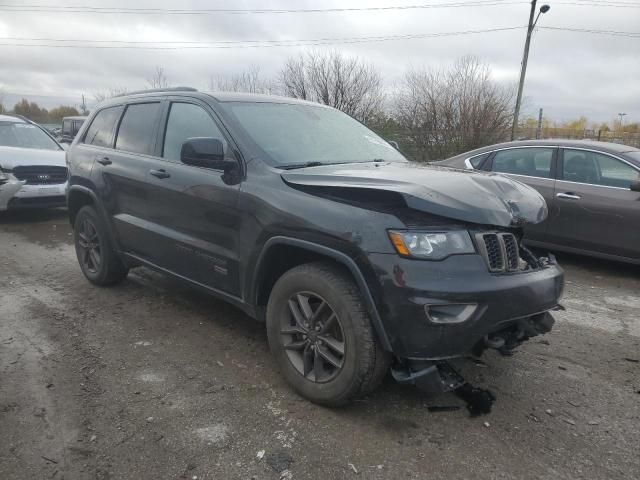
[67,185,99,226]
[252,236,392,352]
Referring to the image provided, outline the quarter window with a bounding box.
[115,103,161,155]
[162,102,227,161]
[562,149,638,188]
[492,148,554,178]
[83,106,123,148]
[468,152,490,168]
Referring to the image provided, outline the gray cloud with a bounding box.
[0,0,638,122]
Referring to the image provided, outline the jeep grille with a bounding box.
[476,232,520,273]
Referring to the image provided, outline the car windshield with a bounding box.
[221,101,407,167]
[0,121,61,151]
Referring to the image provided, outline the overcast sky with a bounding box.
[0,0,638,123]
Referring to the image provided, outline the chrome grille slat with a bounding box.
[475,232,520,273]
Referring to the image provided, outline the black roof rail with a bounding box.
[113,86,198,98]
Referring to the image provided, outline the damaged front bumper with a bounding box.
[391,311,557,395]
[0,175,26,211]
[367,250,564,364]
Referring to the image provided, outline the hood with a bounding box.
[0,146,66,170]
[281,162,548,227]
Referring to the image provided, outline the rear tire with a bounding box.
[74,205,128,286]
[266,261,390,406]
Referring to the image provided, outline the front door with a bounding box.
[143,100,242,296]
[547,148,640,260]
[485,146,557,241]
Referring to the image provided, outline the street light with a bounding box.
[618,112,627,130]
[511,1,551,141]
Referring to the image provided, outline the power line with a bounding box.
[2,0,640,14]
[539,26,640,37]
[0,28,527,46]
[554,1,640,7]
[0,26,637,51]
[0,27,528,49]
[0,1,530,15]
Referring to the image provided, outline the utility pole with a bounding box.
[80,94,88,115]
[536,108,543,139]
[511,1,550,141]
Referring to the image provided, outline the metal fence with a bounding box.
[377,127,640,163]
[516,127,640,149]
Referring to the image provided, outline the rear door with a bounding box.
[143,98,242,295]
[95,101,163,256]
[484,146,557,241]
[547,148,640,259]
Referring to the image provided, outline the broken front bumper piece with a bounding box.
[392,311,557,395]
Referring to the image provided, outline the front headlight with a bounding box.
[388,230,475,260]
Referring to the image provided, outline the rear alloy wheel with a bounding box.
[74,205,128,286]
[77,217,101,274]
[266,262,390,406]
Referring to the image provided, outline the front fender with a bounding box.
[251,236,393,352]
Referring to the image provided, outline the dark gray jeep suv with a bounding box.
[66,87,564,406]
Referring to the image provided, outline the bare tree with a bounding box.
[209,65,274,94]
[395,56,513,161]
[147,66,169,89]
[280,50,384,123]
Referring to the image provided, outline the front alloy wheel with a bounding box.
[280,292,345,383]
[266,262,391,406]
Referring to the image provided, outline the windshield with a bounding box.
[0,121,61,151]
[221,101,407,167]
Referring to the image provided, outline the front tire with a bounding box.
[74,205,128,286]
[266,262,390,406]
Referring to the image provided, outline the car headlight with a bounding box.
[388,230,475,260]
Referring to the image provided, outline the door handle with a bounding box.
[556,192,581,200]
[96,156,112,166]
[149,169,170,179]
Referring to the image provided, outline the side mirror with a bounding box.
[630,177,640,192]
[180,137,234,171]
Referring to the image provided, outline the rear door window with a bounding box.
[115,103,161,155]
[83,106,124,148]
[492,148,554,178]
[62,120,72,135]
[562,149,639,188]
[162,102,227,161]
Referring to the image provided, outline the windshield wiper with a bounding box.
[279,159,388,170]
[278,161,326,170]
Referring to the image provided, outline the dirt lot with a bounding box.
[1,209,639,480]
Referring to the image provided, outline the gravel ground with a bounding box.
[1,209,639,480]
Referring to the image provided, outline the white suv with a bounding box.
[0,114,67,210]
